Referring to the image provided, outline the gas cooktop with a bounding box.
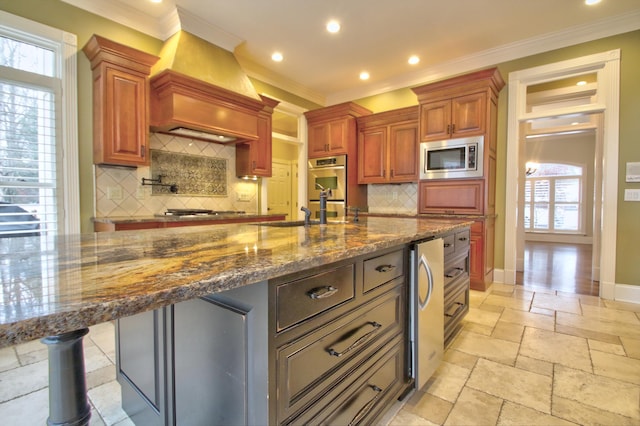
[163,209,246,216]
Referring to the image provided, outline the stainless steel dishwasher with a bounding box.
[410,238,444,390]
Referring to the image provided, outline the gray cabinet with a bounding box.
[442,228,471,346]
[116,246,409,425]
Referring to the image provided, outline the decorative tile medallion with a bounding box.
[150,150,227,196]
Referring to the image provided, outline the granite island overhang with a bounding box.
[0,216,472,425]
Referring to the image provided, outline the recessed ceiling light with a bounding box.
[576,80,587,86]
[585,0,601,5]
[271,52,283,62]
[326,20,340,33]
[359,71,369,80]
[408,55,420,65]
[150,0,162,3]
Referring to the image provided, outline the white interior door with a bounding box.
[268,161,292,219]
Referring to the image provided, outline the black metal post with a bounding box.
[41,328,91,426]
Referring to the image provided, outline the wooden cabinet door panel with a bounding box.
[451,92,485,137]
[389,123,418,182]
[328,119,349,154]
[419,100,451,142]
[105,67,149,164]
[308,122,329,157]
[418,180,484,214]
[358,128,387,183]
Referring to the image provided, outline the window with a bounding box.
[524,163,584,234]
[0,11,78,236]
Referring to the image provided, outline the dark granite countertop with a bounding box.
[0,217,472,347]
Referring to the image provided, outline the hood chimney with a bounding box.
[149,31,265,143]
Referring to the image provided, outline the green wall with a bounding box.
[2,1,638,286]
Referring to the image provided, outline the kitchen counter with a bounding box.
[1,216,471,347]
[92,213,287,231]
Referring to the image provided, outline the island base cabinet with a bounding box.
[116,281,269,426]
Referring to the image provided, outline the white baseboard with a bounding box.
[494,268,640,304]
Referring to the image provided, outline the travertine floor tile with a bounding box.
[588,339,626,355]
[0,346,19,373]
[442,348,478,370]
[444,387,502,426]
[389,409,439,426]
[477,303,504,314]
[86,364,117,390]
[450,331,519,365]
[407,391,452,425]
[461,321,493,336]
[498,401,575,425]
[88,380,128,426]
[531,292,582,314]
[499,308,555,331]
[621,336,640,359]
[552,395,639,426]
[466,358,552,413]
[0,387,49,424]
[491,321,524,343]
[423,361,471,403]
[484,294,532,312]
[557,311,640,340]
[465,307,501,328]
[520,327,592,372]
[0,359,48,403]
[553,365,640,419]
[581,303,640,325]
[591,350,640,385]
[515,355,553,377]
[88,322,117,363]
[555,323,621,345]
[529,306,555,316]
[603,299,640,312]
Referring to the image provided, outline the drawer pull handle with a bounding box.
[445,267,465,279]
[375,264,395,273]
[445,302,466,318]
[444,243,452,248]
[327,321,382,357]
[307,285,338,299]
[348,384,383,426]
[458,237,468,242]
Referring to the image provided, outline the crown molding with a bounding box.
[175,6,242,50]
[327,10,640,105]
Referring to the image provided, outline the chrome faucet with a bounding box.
[315,183,332,225]
[300,206,312,225]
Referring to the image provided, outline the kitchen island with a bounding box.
[0,216,471,425]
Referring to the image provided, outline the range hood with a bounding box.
[149,31,265,144]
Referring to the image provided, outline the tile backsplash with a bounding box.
[95,133,259,217]
[367,183,418,215]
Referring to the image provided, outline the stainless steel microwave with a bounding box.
[420,136,484,179]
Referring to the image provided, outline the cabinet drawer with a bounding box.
[276,289,402,421]
[275,264,355,332]
[444,284,469,342]
[443,234,455,256]
[454,229,470,253]
[287,337,404,426]
[444,255,468,290]
[363,249,404,292]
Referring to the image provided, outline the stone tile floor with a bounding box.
[0,283,639,425]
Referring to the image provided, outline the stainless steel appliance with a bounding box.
[410,238,444,390]
[307,155,346,219]
[420,135,484,180]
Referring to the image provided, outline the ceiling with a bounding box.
[62,0,640,106]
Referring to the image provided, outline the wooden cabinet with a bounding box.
[357,106,419,184]
[305,102,372,209]
[236,95,279,177]
[413,68,504,291]
[418,92,486,141]
[83,35,158,167]
[305,102,371,158]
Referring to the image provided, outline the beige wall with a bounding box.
[2,1,638,286]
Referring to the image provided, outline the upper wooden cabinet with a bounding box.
[83,35,159,167]
[304,102,371,158]
[418,93,486,141]
[357,106,419,184]
[236,95,279,177]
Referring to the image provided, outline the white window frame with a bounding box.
[524,164,585,234]
[0,11,79,235]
